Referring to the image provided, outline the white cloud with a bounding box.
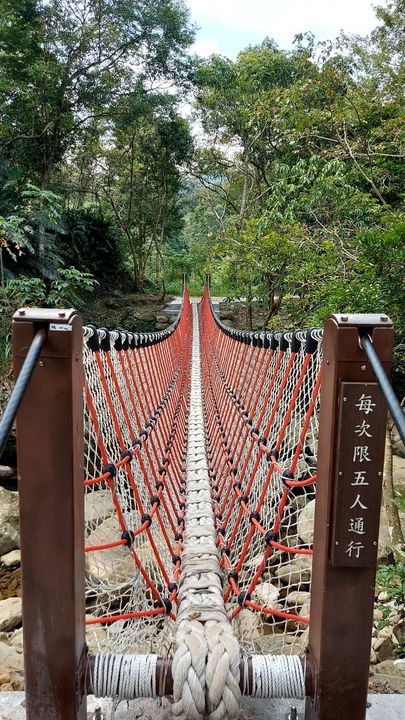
[192,38,222,58]
[186,0,378,47]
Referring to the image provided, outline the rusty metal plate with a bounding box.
[330,382,386,567]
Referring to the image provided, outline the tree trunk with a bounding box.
[237,149,250,230]
[0,248,4,287]
[383,423,405,563]
[245,282,253,330]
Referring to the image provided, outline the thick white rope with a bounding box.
[172,302,241,720]
[93,652,157,700]
[249,655,306,699]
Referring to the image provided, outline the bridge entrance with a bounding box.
[4,279,402,720]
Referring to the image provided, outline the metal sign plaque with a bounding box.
[330,382,386,567]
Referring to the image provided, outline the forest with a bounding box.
[0,0,404,383]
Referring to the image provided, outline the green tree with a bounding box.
[96,91,193,290]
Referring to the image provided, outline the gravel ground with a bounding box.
[0,694,404,720]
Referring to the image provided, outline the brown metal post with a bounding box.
[306,314,393,720]
[13,308,86,720]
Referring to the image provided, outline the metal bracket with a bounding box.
[75,642,89,710]
[285,708,304,720]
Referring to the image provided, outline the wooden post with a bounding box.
[13,308,86,720]
[306,313,394,720]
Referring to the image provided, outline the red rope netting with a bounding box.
[199,286,323,655]
[83,288,192,656]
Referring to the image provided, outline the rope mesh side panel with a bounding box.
[199,287,323,657]
[83,290,192,658]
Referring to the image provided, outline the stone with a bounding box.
[219,309,236,321]
[85,517,162,585]
[133,309,157,322]
[297,500,315,545]
[0,550,20,569]
[289,627,310,654]
[370,648,378,664]
[375,636,394,662]
[0,487,20,556]
[275,555,312,585]
[377,625,394,640]
[298,603,311,620]
[391,426,405,458]
[256,633,287,655]
[0,598,22,632]
[285,591,311,607]
[373,607,383,622]
[155,312,170,324]
[232,609,262,642]
[393,618,405,645]
[86,517,136,584]
[0,641,23,672]
[9,628,23,651]
[85,490,114,527]
[377,507,393,561]
[370,659,405,693]
[253,582,279,606]
[0,566,21,601]
[393,455,405,486]
[85,618,108,654]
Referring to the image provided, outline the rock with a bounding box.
[370,648,378,664]
[0,487,19,556]
[133,309,157,322]
[85,516,137,584]
[378,625,394,639]
[86,618,108,654]
[373,607,383,622]
[232,609,262,642]
[377,507,393,561]
[257,628,309,655]
[0,466,15,481]
[253,582,279,606]
[85,490,115,527]
[393,618,405,645]
[285,591,311,607]
[378,590,389,602]
[256,633,288,655]
[393,455,405,486]
[370,659,405,693]
[0,640,23,671]
[155,312,170,324]
[297,500,315,544]
[298,603,311,620]
[9,628,23,650]
[0,598,22,631]
[0,550,20,569]
[0,565,21,601]
[275,555,312,585]
[85,516,162,585]
[374,636,394,662]
[245,554,264,571]
[289,627,310,654]
[219,309,236,321]
[391,425,405,458]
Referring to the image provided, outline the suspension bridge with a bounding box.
[1,277,404,720]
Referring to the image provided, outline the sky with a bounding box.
[185,0,380,59]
